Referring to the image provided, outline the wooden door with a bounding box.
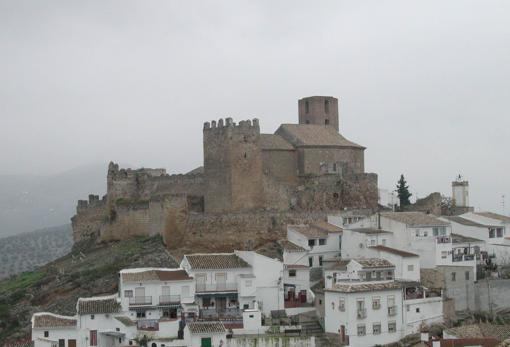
[340,325,345,343]
[216,297,227,311]
[201,337,212,347]
[68,340,76,347]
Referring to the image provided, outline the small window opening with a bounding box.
[325,99,330,113]
[305,101,309,113]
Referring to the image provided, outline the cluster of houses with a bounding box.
[32,204,510,347]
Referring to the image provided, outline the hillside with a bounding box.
[0,224,73,280]
[0,235,177,345]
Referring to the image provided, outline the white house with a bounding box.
[338,227,394,259]
[183,321,227,347]
[180,251,284,318]
[443,212,510,265]
[286,221,342,267]
[345,212,481,276]
[279,240,312,309]
[323,258,443,346]
[364,245,421,282]
[324,278,404,346]
[32,313,79,347]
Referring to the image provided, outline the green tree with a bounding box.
[396,174,412,210]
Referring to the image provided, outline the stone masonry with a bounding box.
[71,96,379,246]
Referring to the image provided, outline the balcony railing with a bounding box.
[137,319,159,331]
[196,282,237,293]
[453,254,476,262]
[388,305,397,316]
[199,308,242,322]
[129,296,152,306]
[159,295,181,305]
[357,308,367,319]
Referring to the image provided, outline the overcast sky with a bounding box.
[1,0,509,212]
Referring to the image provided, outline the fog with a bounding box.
[1,0,509,213]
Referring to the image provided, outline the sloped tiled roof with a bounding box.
[33,314,77,329]
[451,233,484,244]
[370,245,419,258]
[326,281,402,293]
[355,258,394,269]
[475,212,510,223]
[445,323,510,341]
[436,338,500,347]
[279,240,306,252]
[122,269,192,282]
[260,134,294,151]
[276,124,364,149]
[114,316,136,326]
[443,216,490,227]
[290,222,342,239]
[187,321,226,334]
[77,296,121,315]
[185,254,250,270]
[350,228,392,235]
[381,212,450,227]
[324,259,350,271]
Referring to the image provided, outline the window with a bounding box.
[319,299,322,305]
[382,239,387,246]
[416,307,420,313]
[388,321,397,333]
[406,305,410,312]
[451,272,456,282]
[325,119,329,125]
[373,322,381,335]
[124,290,133,298]
[465,271,470,280]
[325,99,330,113]
[415,230,420,237]
[357,324,366,336]
[243,304,249,309]
[370,239,376,246]
[289,270,296,277]
[116,328,120,332]
[497,228,504,237]
[319,238,326,246]
[136,311,146,318]
[305,101,309,113]
[44,331,49,338]
[433,227,439,236]
[489,228,496,238]
[339,298,345,311]
[90,330,98,346]
[408,265,414,272]
[319,256,323,266]
[129,341,133,346]
[331,301,335,310]
[440,227,447,235]
[246,280,253,287]
[59,339,65,347]
[441,251,448,259]
[372,297,381,310]
[424,231,428,237]
[308,239,316,247]
[308,257,313,267]
[203,297,211,307]
[387,295,395,308]
[387,271,393,280]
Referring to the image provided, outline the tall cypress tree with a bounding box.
[396,174,412,210]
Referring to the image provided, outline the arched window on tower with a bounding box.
[305,101,309,113]
[325,99,330,113]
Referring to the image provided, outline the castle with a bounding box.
[72,96,378,246]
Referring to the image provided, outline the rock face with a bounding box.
[71,97,379,246]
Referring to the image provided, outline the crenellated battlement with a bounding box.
[203,117,260,132]
[76,194,106,212]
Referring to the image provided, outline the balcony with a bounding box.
[129,296,152,306]
[452,254,476,262]
[137,319,159,331]
[196,282,237,293]
[357,308,367,319]
[388,305,397,316]
[436,236,451,244]
[159,295,181,305]
[199,308,242,322]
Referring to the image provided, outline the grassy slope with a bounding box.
[0,235,177,345]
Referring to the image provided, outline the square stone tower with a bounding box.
[298,96,339,131]
[203,118,264,213]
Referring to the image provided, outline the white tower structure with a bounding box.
[452,175,469,207]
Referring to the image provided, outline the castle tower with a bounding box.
[203,118,264,213]
[298,96,339,131]
[452,176,469,207]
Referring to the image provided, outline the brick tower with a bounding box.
[298,96,339,131]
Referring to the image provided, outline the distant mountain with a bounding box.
[0,224,73,280]
[0,163,108,238]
